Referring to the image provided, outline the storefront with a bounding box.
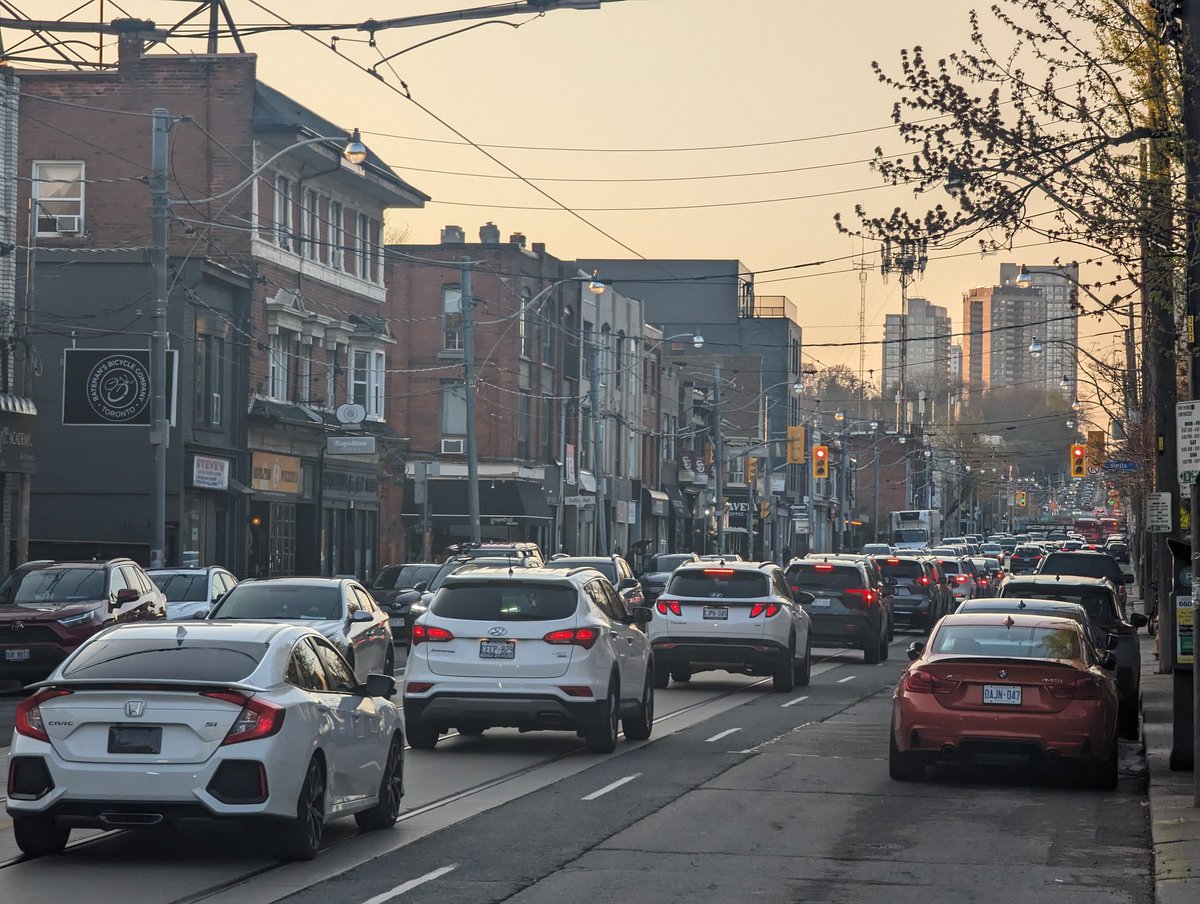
[248,450,302,578]
[182,452,248,568]
[641,488,670,555]
[403,478,553,555]
[322,463,379,579]
[724,490,752,558]
[0,400,36,573]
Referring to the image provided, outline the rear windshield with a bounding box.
[930,624,1080,660]
[63,638,267,682]
[892,529,927,543]
[937,560,961,574]
[213,584,341,621]
[150,573,208,602]
[0,567,104,607]
[1013,546,1043,555]
[875,559,924,579]
[1040,553,1121,579]
[432,581,577,621]
[668,569,770,598]
[1000,583,1117,620]
[649,554,694,573]
[786,565,862,591]
[542,560,617,583]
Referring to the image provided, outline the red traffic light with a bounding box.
[815,447,827,459]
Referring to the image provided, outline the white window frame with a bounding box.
[442,286,464,352]
[304,189,320,260]
[441,383,467,437]
[329,201,344,270]
[33,160,85,236]
[275,175,292,250]
[268,333,289,401]
[350,348,385,420]
[357,213,371,280]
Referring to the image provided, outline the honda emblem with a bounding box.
[125,700,146,718]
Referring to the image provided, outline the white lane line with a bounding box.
[581,773,642,801]
[705,727,743,743]
[837,675,856,684]
[359,865,459,904]
[782,695,809,708]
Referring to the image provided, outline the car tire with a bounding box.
[889,722,925,782]
[863,624,882,664]
[279,756,326,861]
[384,645,395,677]
[1118,699,1139,741]
[653,662,670,689]
[406,721,440,750]
[772,639,796,693]
[622,671,654,741]
[794,635,812,687]
[12,815,70,858]
[584,678,620,753]
[355,735,404,831]
[670,668,692,683]
[879,629,890,661]
[1091,732,1119,790]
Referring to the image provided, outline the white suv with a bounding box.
[403,567,654,753]
[649,561,812,692]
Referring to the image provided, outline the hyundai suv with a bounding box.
[785,559,889,663]
[403,567,653,753]
[651,561,812,691]
[0,559,166,681]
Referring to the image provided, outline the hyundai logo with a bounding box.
[487,626,507,637]
[125,700,146,718]
[997,669,1008,679]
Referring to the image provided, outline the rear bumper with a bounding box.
[807,612,875,647]
[403,691,602,731]
[651,635,786,670]
[892,597,934,623]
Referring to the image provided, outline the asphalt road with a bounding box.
[0,632,1152,904]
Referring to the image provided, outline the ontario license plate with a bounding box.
[479,640,516,659]
[811,598,832,608]
[983,684,1022,705]
[107,726,162,755]
[702,607,728,620]
[4,649,30,662]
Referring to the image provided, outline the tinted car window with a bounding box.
[875,559,924,579]
[63,638,266,681]
[286,639,330,692]
[311,638,357,693]
[0,567,105,607]
[1000,583,1118,620]
[930,624,1080,659]
[937,560,961,574]
[212,584,342,620]
[151,573,209,602]
[432,581,578,621]
[1039,553,1122,581]
[668,569,770,598]
[785,565,862,591]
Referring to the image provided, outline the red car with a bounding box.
[890,612,1118,788]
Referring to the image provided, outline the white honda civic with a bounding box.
[5,620,404,860]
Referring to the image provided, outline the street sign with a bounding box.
[1103,460,1139,472]
[1147,491,1172,532]
[1176,400,1200,483]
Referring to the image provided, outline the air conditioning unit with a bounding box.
[54,215,82,234]
[440,438,465,455]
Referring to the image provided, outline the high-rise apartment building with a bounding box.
[998,263,1079,397]
[881,297,952,394]
[962,285,1046,398]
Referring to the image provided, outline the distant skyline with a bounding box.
[9,1,1120,392]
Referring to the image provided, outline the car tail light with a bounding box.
[412,624,454,644]
[543,627,599,649]
[15,689,73,742]
[814,564,834,571]
[1048,677,1103,700]
[918,576,930,586]
[845,588,877,606]
[656,599,682,616]
[901,671,959,695]
[703,568,735,575]
[749,602,782,618]
[887,558,901,564]
[1032,555,1042,561]
[201,691,285,746]
[405,681,434,694]
[955,575,969,584]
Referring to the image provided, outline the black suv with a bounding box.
[1035,549,1133,605]
[1008,544,1046,575]
[786,559,890,663]
[873,555,945,631]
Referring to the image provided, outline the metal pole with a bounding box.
[872,434,881,543]
[461,258,481,544]
[150,108,170,568]
[555,395,568,554]
[714,363,724,553]
[587,331,607,555]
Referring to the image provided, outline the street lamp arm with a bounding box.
[359,1,615,34]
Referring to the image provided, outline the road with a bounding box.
[0,635,1152,904]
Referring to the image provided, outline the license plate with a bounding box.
[107,726,162,755]
[4,649,30,662]
[479,639,515,659]
[983,685,1022,705]
[702,607,728,620]
[810,598,832,608]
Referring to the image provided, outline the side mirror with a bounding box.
[793,590,815,606]
[1101,652,1118,671]
[360,673,396,699]
[1122,573,1134,584]
[413,581,428,593]
[906,641,925,661]
[1130,612,1148,629]
[114,587,140,606]
[628,605,653,626]
[1106,633,1120,651]
[351,609,374,623]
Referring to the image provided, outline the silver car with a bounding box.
[208,577,393,681]
[148,566,239,620]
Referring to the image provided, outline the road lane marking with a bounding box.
[837,675,856,683]
[705,727,742,743]
[582,773,641,801]
[782,695,809,707]
[360,865,458,903]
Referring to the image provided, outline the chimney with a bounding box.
[440,225,465,245]
[479,222,501,244]
[114,18,156,67]
[531,242,545,256]
[509,232,526,249]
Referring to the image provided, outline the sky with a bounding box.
[9,0,1121,385]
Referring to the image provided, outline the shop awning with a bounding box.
[405,479,553,521]
[643,489,669,517]
[664,484,690,519]
[0,393,36,415]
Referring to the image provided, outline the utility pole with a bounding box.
[713,363,724,554]
[880,237,928,432]
[587,331,607,555]
[555,396,568,554]
[149,108,170,568]
[461,258,481,544]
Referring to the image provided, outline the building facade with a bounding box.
[998,262,1079,397]
[881,297,952,396]
[961,284,1046,399]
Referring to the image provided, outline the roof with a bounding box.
[1003,574,1113,588]
[960,598,1089,614]
[442,566,584,584]
[235,577,353,588]
[96,620,303,645]
[936,612,1085,630]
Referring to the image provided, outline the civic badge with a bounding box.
[997,669,1008,679]
[125,700,146,718]
[487,626,507,637]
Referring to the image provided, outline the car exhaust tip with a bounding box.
[98,812,164,828]
[940,744,957,759]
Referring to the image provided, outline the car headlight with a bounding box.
[58,609,98,626]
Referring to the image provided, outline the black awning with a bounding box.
[405,478,552,521]
[664,484,690,519]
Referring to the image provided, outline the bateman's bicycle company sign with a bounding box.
[62,349,178,427]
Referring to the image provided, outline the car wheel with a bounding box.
[355,735,404,831]
[772,638,796,693]
[12,815,70,858]
[280,756,325,861]
[653,662,670,689]
[406,721,440,750]
[863,625,882,664]
[1118,698,1139,741]
[794,635,812,687]
[584,678,619,753]
[879,628,890,661]
[384,645,395,677]
[670,667,692,683]
[889,721,925,782]
[1091,732,1119,790]
[622,671,654,741]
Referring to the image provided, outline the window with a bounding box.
[275,175,292,249]
[518,392,531,459]
[542,396,555,463]
[541,306,555,362]
[521,290,534,358]
[350,348,385,419]
[294,342,311,403]
[432,580,578,621]
[33,161,85,235]
[304,190,320,259]
[329,201,344,269]
[286,639,329,692]
[325,345,338,407]
[194,334,224,427]
[268,333,289,401]
[441,383,467,436]
[357,212,371,279]
[615,332,624,389]
[442,286,464,351]
[311,638,358,692]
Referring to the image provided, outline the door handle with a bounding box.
[609,630,621,639]
[625,637,635,645]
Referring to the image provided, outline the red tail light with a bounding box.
[1047,677,1103,700]
[887,558,901,564]
[845,588,877,606]
[412,624,454,644]
[955,574,969,584]
[918,576,930,586]
[814,564,834,571]
[749,602,783,618]
[201,691,285,745]
[406,681,434,694]
[703,568,735,575]
[15,688,73,742]
[901,670,959,695]
[543,627,599,649]
[656,598,682,616]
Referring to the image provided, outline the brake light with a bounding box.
[814,564,834,571]
[558,685,594,697]
[901,671,959,695]
[955,574,968,584]
[887,558,901,564]
[703,568,735,575]
[15,688,73,742]
[1047,677,1103,700]
[845,588,877,605]
[543,627,599,649]
[412,624,454,644]
[201,691,285,745]
[656,599,682,616]
[918,576,930,586]
[749,602,782,618]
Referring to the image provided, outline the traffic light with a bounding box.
[1070,443,1087,478]
[745,456,757,486]
[759,499,770,520]
[1017,491,1027,507]
[812,444,829,479]
[786,425,806,464]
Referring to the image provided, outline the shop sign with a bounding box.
[327,435,377,455]
[565,445,576,485]
[62,348,177,426]
[0,412,36,474]
[251,451,301,495]
[564,495,594,507]
[1179,593,1195,668]
[488,516,517,527]
[192,455,229,490]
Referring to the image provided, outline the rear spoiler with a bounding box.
[926,655,1076,668]
[25,678,271,694]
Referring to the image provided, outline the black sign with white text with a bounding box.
[62,349,178,427]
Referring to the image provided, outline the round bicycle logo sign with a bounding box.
[87,354,151,423]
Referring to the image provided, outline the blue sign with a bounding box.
[1103,460,1139,472]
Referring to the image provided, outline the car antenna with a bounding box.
[176,624,187,646]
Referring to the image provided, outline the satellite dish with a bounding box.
[336,403,366,425]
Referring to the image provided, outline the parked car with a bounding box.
[0,558,166,682]
[6,621,402,860]
[540,556,645,607]
[955,597,1118,670]
[208,577,394,681]
[637,552,700,603]
[370,563,439,642]
[890,612,1118,788]
[874,555,946,631]
[785,558,889,663]
[1035,550,1134,606]
[148,566,238,620]
[403,566,654,751]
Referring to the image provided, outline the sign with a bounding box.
[1147,492,1172,532]
[327,435,377,455]
[0,411,36,474]
[62,349,178,427]
[1177,400,1200,483]
[192,455,229,490]
[565,444,576,485]
[251,451,301,496]
[563,495,594,507]
[1178,594,1194,667]
[335,403,366,426]
[1103,460,1139,472]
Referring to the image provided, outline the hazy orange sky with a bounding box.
[14,1,1124,384]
